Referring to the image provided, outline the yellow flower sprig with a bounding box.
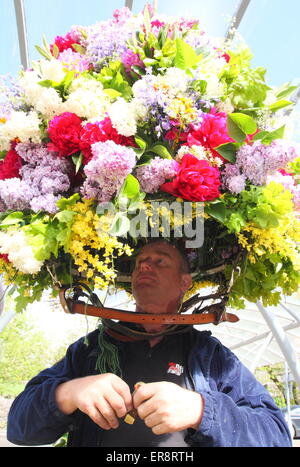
[237,214,300,270]
[67,199,133,289]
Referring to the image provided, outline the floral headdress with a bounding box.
[0,5,299,314]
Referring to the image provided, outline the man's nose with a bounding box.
[139,260,152,271]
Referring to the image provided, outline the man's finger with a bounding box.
[111,378,133,412]
[133,382,157,408]
[85,405,111,430]
[107,391,129,418]
[97,397,119,429]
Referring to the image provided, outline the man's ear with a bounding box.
[180,273,192,294]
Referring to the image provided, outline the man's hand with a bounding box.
[133,381,204,435]
[55,373,133,430]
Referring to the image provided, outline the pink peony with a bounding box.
[187,109,234,159]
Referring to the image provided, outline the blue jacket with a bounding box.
[7,328,292,447]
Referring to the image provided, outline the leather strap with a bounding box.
[59,289,239,325]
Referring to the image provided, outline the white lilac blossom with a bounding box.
[81,140,136,202]
[0,228,44,274]
[0,110,42,151]
[108,98,139,137]
[62,76,110,120]
[19,70,61,115]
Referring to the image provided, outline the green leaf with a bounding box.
[0,212,24,228]
[158,24,169,48]
[174,38,200,70]
[205,202,226,223]
[143,3,152,38]
[52,44,60,59]
[275,83,298,99]
[249,205,279,229]
[135,136,148,151]
[227,113,257,144]
[149,144,172,159]
[35,45,52,61]
[72,43,86,55]
[143,58,158,67]
[54,210,77,224]
[127,193,146,214]
[56,194,80,211]
[38,79,57,88]
[0,150,7,161]
[214,143,238,163]
[119,174,140,200]
[72,153,83,174]
[62,71,75,94]
[254,125,285,145]
[103,88,122,99]
[268,100,292,112]
[108,213,130,237]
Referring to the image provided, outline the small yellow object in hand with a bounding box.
[124,382,145,425]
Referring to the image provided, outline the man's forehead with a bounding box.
[137,242,179,258]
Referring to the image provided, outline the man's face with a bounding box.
[131,241,192,313]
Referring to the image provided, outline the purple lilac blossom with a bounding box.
[85,8,133,68]
[81,140,136,202]
[132,74,168,108]
[184,29,211,51]
[223,141,298,192]
[12,143,72,213]
[0,74,24,118]
[235,141,297,185]
[226,174,246,194]
[30,193,62,214]
[135,157,178,193]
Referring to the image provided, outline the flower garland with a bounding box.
[0,5,299,312]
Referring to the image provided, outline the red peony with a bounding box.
[160,153,220,202]
[187,109,234,159]
[50,32,80,55]
[79,123,105,164]
[80,117,136,164]
[0,254,9,263]
[0,147,22,180]
[48,112,83,158]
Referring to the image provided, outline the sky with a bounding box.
[1,0,300,84]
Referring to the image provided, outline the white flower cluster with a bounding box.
[193,53,227,100]
[0,110,42,151]
[108,97,146,137]
[176,144,223,167]
[63,76,110,121]
[0,228,44,274]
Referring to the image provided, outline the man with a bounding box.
[7,240,292,447]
